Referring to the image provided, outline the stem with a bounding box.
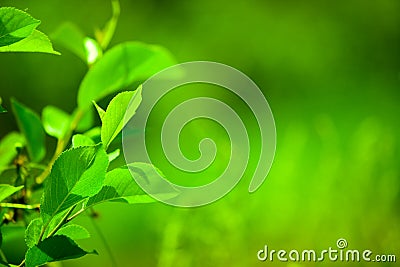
[88,209,119,267]
[28,163,47,170]
[98,0,120,50]
[18,259,25,267]
[66,206,85,223]
[0,203,39,210]
[36,109,84,184]
[38,206,75,243]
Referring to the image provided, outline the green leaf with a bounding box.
[50,22,86,61]
[71,134,95,148]
[101,89,141,149]
[92,101,105,122]
[0,132,25,169]
[40,145,109,225]
[42,106,70,139]
[11,99,46,162]
[42,210,69,240]
[0,7,40,47]
[87,163,178,207]
[25,235,97,267]
[51,22,101,64]
[77,41,175,108]
[25,218,42,248]
[55,224,90,240]
[0,30,60,55]
[0,184,23,202]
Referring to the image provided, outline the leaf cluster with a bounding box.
[0,3,177,266]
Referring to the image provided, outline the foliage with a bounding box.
[0,3,176,266]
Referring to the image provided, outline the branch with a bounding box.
[0,203,39,210]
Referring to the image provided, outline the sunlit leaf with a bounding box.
[77,42,175,108]
[101,89,141,149]
[71,134,95,148]
[11,99,46,162]
[55,224,90,240]
[92,101,105,122]
[0,184,23,202]
[0,30,60,54]
[87,163,178,207]
[40,145,109,224]
[42,106,71,139]
[25,235,97,267]
[0,7,40,47]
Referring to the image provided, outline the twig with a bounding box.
[44,207,75,240]
[37,206,75,243]
[0,203,39,210]
[17,259,25,267]
[88,209,119,267]
[66,206,85,223]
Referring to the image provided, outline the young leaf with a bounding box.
[0,30,60,55]
[72,134,95,148]
[77,41,176,108]
[92,101,105,121]
[101,89,141,149]
[40,145,109,225]
[0,7,41,47]
[25,235,97,267]
[51,22,102,64]
[55,224,90,240]
[87,163,178,207]
[0,184,23,202]
[42,106,71,139]
[25,218,43,248]
[11,99,46,162]
[0,132,25,169]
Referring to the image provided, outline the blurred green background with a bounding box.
[0,0,399,266]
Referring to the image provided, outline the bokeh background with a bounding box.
[0,0,399,266]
